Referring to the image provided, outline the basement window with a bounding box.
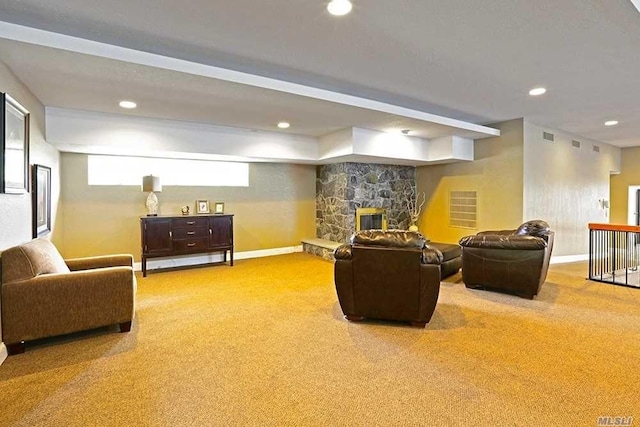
[87,155,249,187]
[449,190,477,229]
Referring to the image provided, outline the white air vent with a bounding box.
[593,145,600,153]
[543,132,554,142]
[571,140,581,148]
[450,191,477,229]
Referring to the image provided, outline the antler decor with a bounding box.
[405,187,426,227]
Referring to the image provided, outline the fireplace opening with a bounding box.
[356,207,388,231]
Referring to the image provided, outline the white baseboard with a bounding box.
[550,254,589,264]
[0,343,7,366]
[133,245,304,272]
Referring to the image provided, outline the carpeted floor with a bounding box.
[0,253,638,426]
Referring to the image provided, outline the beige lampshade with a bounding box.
[142,175,162,192]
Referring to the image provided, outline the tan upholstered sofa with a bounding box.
[1,238,136,354]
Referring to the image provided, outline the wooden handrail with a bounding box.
[589,223,640,232]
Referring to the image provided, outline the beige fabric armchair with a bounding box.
[1,239,136,354]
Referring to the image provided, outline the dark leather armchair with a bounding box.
[333,230,442,327]
[459,220,554,299]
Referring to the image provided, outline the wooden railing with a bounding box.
[588,223,640,288]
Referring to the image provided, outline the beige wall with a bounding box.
[416,119,524,244]
[0,62,61,250]
[0,61,60,354]
[416,117,622,256]
[610,147,640,225]
[523,121,620,256]
[59,153,316,260]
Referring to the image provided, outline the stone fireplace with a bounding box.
[315,163,415,243]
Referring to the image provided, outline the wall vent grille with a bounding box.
[571,140,581,148]
[450,191,477,229]
[593,145,600,153]
[543,131,555,142]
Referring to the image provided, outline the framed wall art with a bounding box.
[1,92,30,194]
[214,202,225,214]
[196,199,210,214]
[32,164,52,237]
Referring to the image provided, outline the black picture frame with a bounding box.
[1,92,30,194]
[32,164,52,238]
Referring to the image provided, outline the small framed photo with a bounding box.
[214,202,225,214]
[196,199,210,214]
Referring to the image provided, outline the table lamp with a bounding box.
[142,175,162,216]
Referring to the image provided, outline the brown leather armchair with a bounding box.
[333,230,442,327]
[459,220,554,299]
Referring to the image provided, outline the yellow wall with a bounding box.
[610,147,640,224]
[59,153,316,260]
[416,119,524,244]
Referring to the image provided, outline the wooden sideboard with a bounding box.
[140,214,234,277]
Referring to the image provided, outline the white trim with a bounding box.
[133,245,304,272]
[0,343,7,366]
[550,254,589,264]
[0,22,499,138]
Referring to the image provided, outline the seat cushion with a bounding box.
[428,242,462,262]
[1,238,70,284]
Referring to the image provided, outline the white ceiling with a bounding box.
[0,0,639,146]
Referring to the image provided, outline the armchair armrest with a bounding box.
[421,245,444,265]
[65,254,134,271]
[459,235,547,250]
[334,244,352,260]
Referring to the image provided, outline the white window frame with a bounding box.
[87,155,249,187]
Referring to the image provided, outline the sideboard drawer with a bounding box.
[172,217,209,228]
[172,227,209,239]
[172,238,209,252]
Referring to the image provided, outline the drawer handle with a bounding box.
[187,231,195,235]
[186,221,195,225]
[187,243,196,247]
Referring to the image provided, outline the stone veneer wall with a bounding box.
[316,163,415,243]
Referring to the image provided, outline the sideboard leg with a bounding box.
[230,249,234,266]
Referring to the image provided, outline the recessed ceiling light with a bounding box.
[119,100,137,109]
[277,122,290,129]
[604,120,619,126]
[328,0,353,16]
[528,87,546,96]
